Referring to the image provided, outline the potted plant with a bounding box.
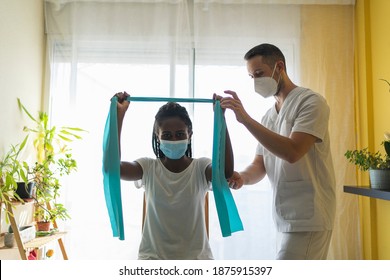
[34,201,70,232]
[380,78,390,92]
[0,136,30,218]
[345,133,390,190]
[29,155,75,231]
[17,98,84,231]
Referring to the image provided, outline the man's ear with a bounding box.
[277,60,285,72]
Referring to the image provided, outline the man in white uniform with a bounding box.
[219,43,336,259]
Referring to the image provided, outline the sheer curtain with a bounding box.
[300,5,360,259]
[44,0,358,260]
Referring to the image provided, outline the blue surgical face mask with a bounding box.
[159,139,188,159]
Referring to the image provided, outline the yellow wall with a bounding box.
[356,0,390,259]
[0,0,45,153]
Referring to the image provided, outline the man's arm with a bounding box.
[241,119,317,163]
[220,90,318,163]
[229,154,266,189]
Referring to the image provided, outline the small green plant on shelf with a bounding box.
[345,133,390,171]
[380,78,390,92]
[345,79,390,172]
[29,154,74,228]
[17,98,85,228]
[34,201,70,223]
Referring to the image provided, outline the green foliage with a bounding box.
[346,79,390,172]
[380,78,390,92]
[34,202,70,223]
[345,141,390,171]
[0,136,29,218]
[17,98,83,164]
[1,99,84,225]
[385,141,390,157]
[18,98,85,223]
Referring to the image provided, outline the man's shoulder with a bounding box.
[295,87,328,106]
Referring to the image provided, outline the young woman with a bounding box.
[115,92,234,260]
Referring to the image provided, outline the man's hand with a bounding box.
[220,90,250,124]
[213,93,226,113]
[228,171,244,190]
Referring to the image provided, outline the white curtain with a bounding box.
[44,0,357,260]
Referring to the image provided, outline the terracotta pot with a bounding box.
[37,221,51,232]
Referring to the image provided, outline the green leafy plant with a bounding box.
[346,79,390,171]
[29,155,75,223]
[0,136,29,217]
[34,202,70,223]
[17,98,85,224]
[380,78,390,92]
[345,134,390,171]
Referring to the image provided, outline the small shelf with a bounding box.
[0,232,66,249]
[344,185,390,201]
[1,200,68,259]
[24,232,66,250]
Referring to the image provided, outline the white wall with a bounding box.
[0,0,45,153]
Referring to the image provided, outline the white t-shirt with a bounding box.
[256,87,336,232]
[134,157,213,260]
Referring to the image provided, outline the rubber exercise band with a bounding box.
[126,96,213,103]
[102,96,243,240]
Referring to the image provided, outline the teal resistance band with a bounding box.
[102,96,243,240]
[212,102,244,236]
[102,98,124,240]
[126,96,213,103]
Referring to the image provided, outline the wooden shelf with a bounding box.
[344,185,390,201]
[1,200,68,260]
[24,232,66,250]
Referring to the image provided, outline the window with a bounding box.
[49,44,299,259]
[45,0,300,260]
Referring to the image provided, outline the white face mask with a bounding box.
[254,63,280,98]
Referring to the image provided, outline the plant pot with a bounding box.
[36,221,51,232]
[369,169,390,190]
[15,182,35,199]
[4,233,15,248]
[4,225,36,247]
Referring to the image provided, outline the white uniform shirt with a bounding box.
[256,87,336,232]
[134,157,213,260]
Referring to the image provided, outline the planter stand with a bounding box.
[3,198,68,260]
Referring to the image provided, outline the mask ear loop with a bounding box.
[272,62,282,93]
[271,63,277,79]
[276,68,282,84]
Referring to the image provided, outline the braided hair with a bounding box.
[152,102,193,158]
